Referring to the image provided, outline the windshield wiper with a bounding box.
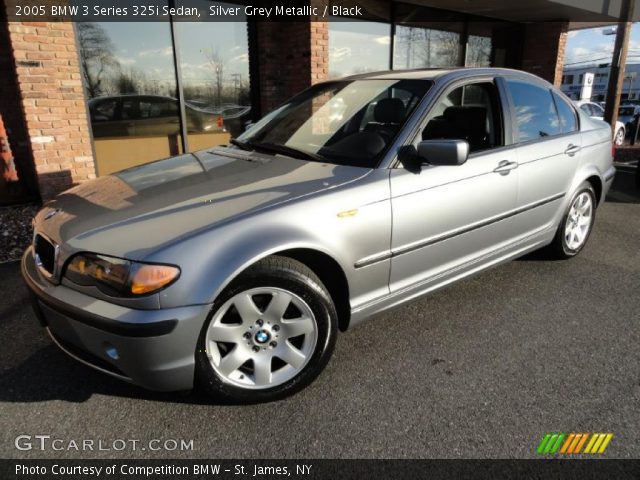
[249,141,326,163]
[229,138,253,151]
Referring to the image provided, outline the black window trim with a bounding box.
[551,90,580,135]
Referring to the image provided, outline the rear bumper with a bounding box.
[602,166,616,206]
[21,246,208,391]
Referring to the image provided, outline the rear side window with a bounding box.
[579,104,593,116]
[506,79,561,142]
[552,92,578,133]
[590,103,604,116]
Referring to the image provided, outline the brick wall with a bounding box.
[0,8,39,204]
[521,22,569,87]
[3,17,95,201]
[252,9,329,115]
[310,17,328,85]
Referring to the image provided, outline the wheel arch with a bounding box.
[185,235,353,331]
[585,174,603,205]
[273,248,351,332]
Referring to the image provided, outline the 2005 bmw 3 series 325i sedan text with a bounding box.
[22,68,615,403]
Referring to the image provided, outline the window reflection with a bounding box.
[174,2,250,149]
[393,26,461,69]
[329,19,390,78]
[78,20,181,175]
[78,3,251,176]
[466,35,492,67]
[506,80,562,142]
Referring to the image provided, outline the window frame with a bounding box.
[551,91,580,134]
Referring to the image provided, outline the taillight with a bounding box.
[216,116,224,128]
[612,143,616,160]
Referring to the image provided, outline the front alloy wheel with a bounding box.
[196,256,337,403]
[205,287,318,389]
[614,128,625,146]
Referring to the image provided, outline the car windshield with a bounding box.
[619,106,635,116]
[236,79,432,168]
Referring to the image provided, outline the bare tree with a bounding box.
[77,23,120,98]
[396,26,461,68]
[202,46,225,107]
[115,68,148,95]
[466,36,492,67]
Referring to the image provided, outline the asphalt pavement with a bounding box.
[1,171,639,459]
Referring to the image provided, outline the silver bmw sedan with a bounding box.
[22,68,615,402]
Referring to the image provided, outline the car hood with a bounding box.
[36,147,369,259]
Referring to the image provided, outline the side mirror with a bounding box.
[417,139,469,166]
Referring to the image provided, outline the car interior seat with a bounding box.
[363,98,406,143]
[422,105,490,152]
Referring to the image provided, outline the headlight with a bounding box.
[65,253,180,297]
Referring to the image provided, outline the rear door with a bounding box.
[389,78,520,292]
[504,79,581,236]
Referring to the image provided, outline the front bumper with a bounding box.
[21,246,208,391]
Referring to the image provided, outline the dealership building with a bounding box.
[0,0,634,204]
[561,62,640,101]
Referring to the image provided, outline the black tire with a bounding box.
[195,256,338,403]
[544,181,597,259]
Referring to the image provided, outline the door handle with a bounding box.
[564,144,582,156]
[493,160,518,175]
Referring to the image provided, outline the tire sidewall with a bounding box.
[560,183,596,257]
[195,264,337,403]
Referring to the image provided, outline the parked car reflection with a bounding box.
[88,95,226,138]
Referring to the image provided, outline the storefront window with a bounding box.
[78,2,250,176]
[78,20,181,175]
[393,25,461,69]
[466,35,492,67]
[174,2,250,149]
[329,20,391,78]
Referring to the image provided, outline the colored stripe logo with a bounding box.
[537,433,613,454]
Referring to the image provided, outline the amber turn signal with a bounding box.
[130,265,180,295]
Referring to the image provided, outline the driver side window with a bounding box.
[421,82,503,154]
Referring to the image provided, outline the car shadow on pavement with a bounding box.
[606,166,640,204]
[0,345,224,405]
[1,344,254,406]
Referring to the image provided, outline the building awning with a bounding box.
[401,0,638,23]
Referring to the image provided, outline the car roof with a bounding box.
[88,94,178,104]
[340,67,553,86]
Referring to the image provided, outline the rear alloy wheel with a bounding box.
[614,128,625,146]
[546,181,596,259]
[196,256,337,403]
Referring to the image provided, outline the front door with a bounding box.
[389,80,519,292]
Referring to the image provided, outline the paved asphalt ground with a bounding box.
[1,170,639,460]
